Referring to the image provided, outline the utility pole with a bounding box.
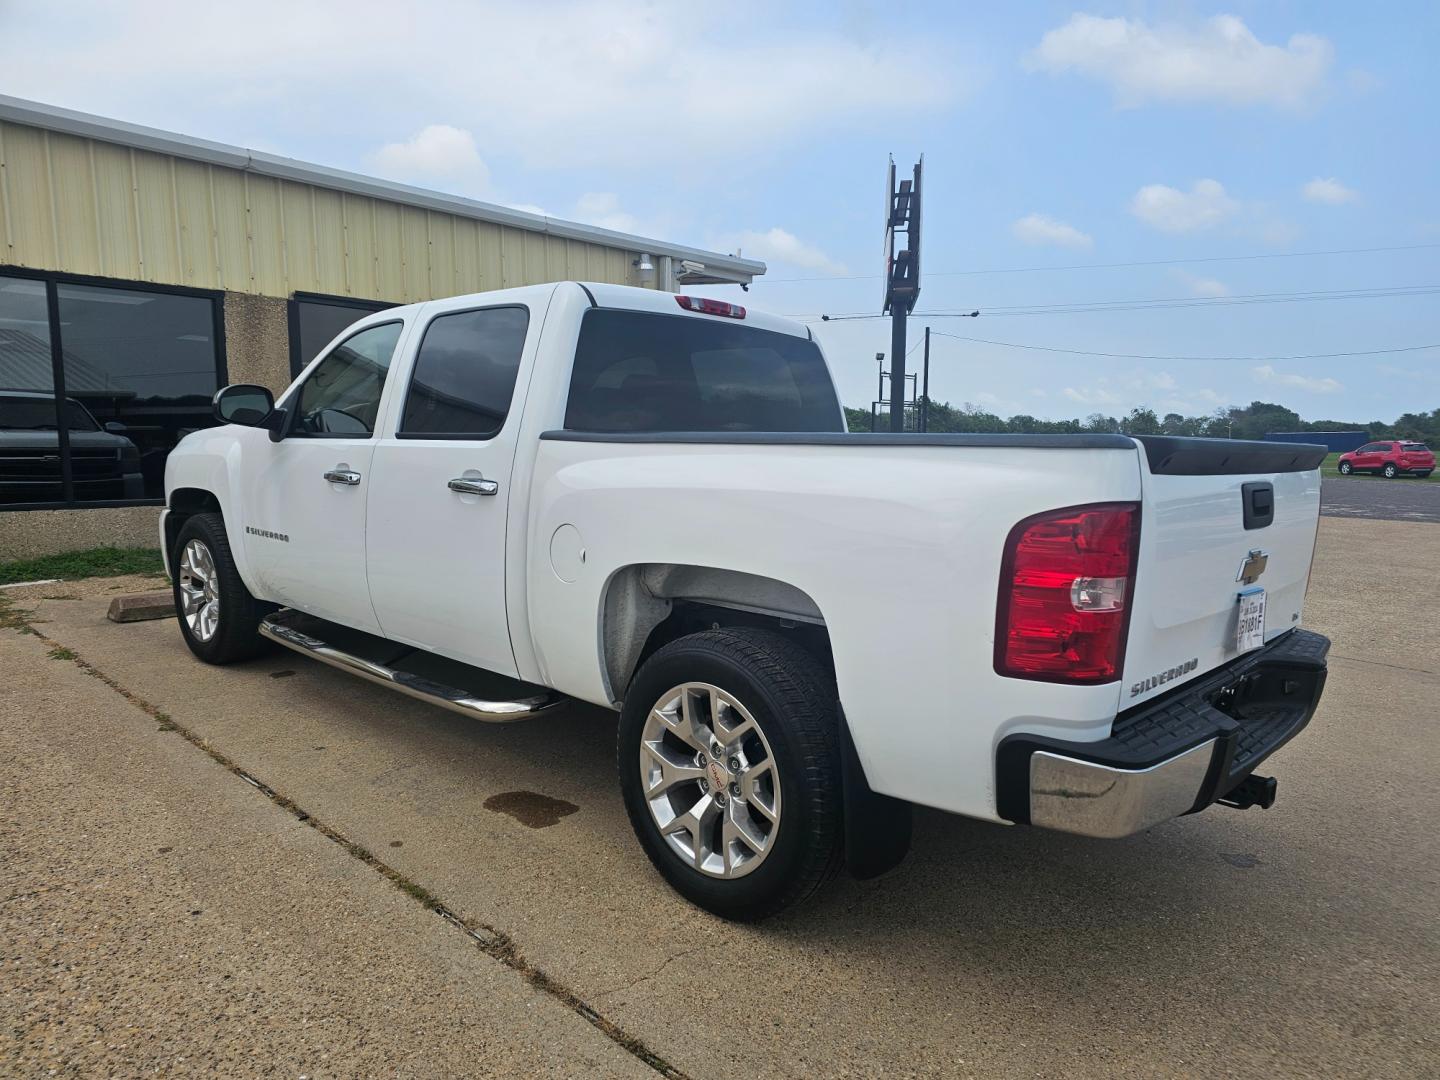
[921,325,931,433]
[882,155,922,432]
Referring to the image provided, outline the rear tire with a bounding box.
[1383,463,1398,478]
[1418,471,1433,478]
[1337,461,1353,475]
[172,513,273,664]
[618,628,843,921]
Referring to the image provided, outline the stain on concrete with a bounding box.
[484,791,580,829]
[270,670,296,679]
[1221,852,1264,868]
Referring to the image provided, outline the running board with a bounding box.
[259,608,564,722]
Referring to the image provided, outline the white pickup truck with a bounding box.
[163,282,1331,919]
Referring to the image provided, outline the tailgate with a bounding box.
[1122,436,1325,707]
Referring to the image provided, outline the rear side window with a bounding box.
[399,306,529,438]
[1401,442,1429,452]
[565,309,841,433]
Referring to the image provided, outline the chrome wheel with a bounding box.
[178,539,220,642]
[639,682,781,879]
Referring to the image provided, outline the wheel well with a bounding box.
[601,564,831,703]
[165,488,222,557]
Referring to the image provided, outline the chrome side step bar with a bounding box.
[259,608,564,722]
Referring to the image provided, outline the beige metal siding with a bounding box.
[0,120,644,300]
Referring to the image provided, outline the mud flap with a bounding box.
[840,709,912,879]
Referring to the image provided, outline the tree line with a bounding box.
[843,400,1440,443]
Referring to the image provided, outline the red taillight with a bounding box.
[675,295,746,319]
[995,502,1140,684]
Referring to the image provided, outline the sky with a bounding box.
[1,0,1437,422]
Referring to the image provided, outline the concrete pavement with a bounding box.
[2,516,1437,1077]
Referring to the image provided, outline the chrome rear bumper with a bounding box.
[997,628,1330,838]
[1028,739,1218,838]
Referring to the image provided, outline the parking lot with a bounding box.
[1321,475,1440,523]
[2,513,1437,1078]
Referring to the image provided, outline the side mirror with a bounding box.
[103,420,128,434]
[214,384,275,428]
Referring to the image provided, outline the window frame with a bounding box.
[0,265,227,512]
[284,318,406,440]
[394,303,532,442]
[286,291,400,379]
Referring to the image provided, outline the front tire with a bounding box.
[1338,460,1353,475]
[618,628,843,921]
[1383,463,1398,478]
[172,513,272,664]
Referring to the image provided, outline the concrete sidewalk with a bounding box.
[2,516,1437,1077]
[0,628,654,1078]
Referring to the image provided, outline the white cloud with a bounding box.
[1063,386,1122,406]
[1026,13,1333,109]
[1302,177,1359,204]
[1252,364,1342,393]
[0,1,967,169]
[573,192,638,234]
[1012,213,1093,249]
[1174,270,1230,297]
[729,228,847,276]
[1130,179,1238,233]
[370,125,489,191]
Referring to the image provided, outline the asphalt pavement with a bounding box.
[1321,474,1440,522]
[2,517,1436,1078]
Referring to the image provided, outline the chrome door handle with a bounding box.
[448,476,499,496]
[324,469,362,485]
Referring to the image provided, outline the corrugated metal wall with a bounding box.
[0,120,642,300]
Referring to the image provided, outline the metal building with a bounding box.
[0,95,764,559]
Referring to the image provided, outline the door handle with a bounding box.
[448,476,499,496]
[324,469,362,486]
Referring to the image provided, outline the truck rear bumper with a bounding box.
[996,628,1330,838]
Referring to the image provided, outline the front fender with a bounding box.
[164,429,263,597]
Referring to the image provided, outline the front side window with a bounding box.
[294,321,403,436]
[564,309,841,434]
[399,306,529,438]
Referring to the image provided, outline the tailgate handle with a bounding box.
[1242,481,1273,530]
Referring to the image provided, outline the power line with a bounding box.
[925,331,1440,363]
[806,283,1440,321]
[761,241,1440,284]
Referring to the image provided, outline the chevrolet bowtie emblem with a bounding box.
[1237,549,1269,585]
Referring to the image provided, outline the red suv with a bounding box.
[1337,441,1435,478]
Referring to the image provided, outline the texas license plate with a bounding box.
[1236,587,1266,653]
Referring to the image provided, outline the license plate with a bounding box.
[1236,587,1266,653]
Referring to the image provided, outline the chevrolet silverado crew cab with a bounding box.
[163,282,1331,920]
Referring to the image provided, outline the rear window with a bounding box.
[564,309,842,434]
[1401,443,1430,452]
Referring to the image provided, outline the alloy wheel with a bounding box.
[178,539,221,642]
[639,682,781,879]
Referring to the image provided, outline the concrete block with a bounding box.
[106,591,174,623]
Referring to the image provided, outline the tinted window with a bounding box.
[1,274,223,506]
[292,296,395,377]
[1401,443,1429,452]
[294,321,403,436]
[1375,443,1393,452]
[565,309,841,433]
[400,307,529,438]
